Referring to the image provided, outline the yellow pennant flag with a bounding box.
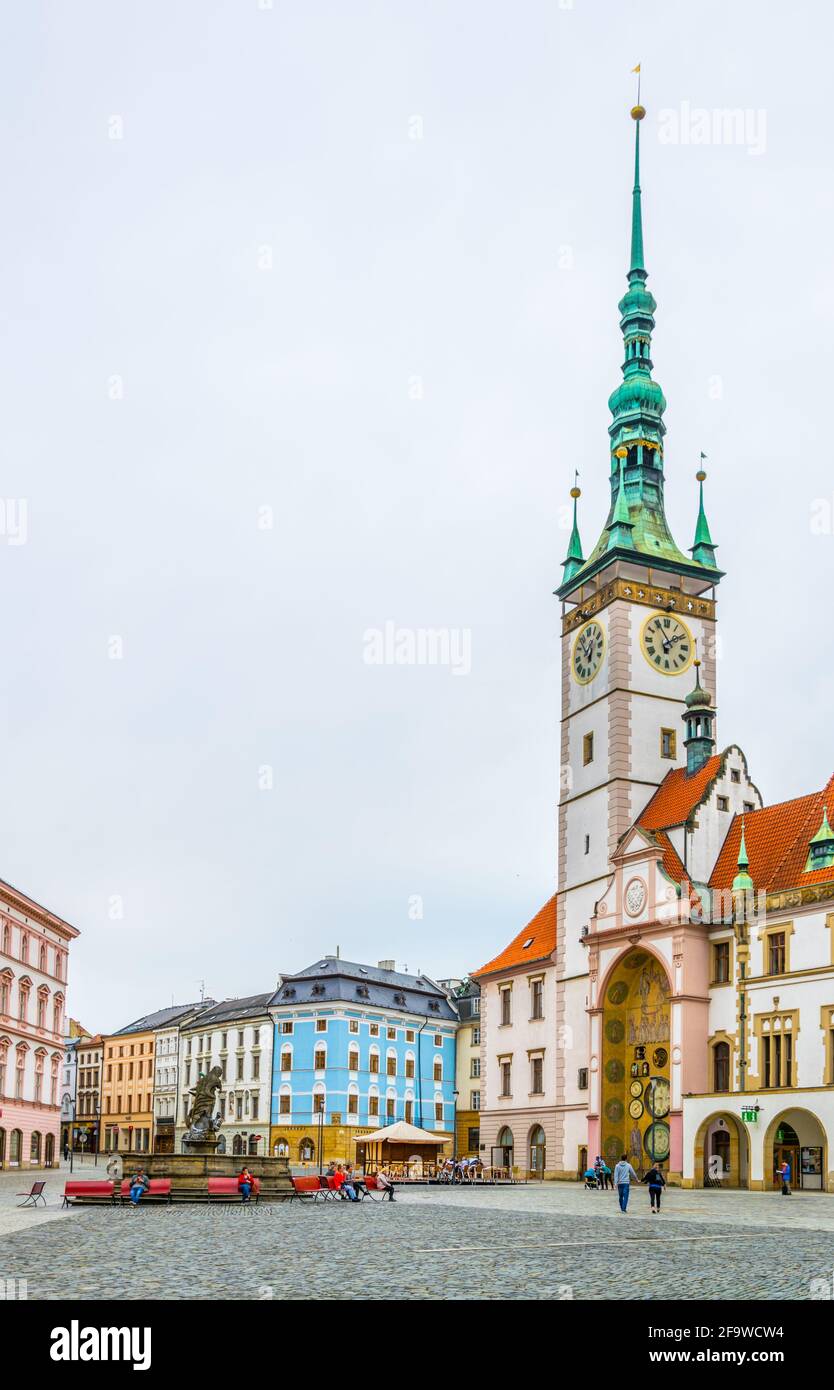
[632,63,641,73]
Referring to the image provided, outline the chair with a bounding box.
[17,1181,47,1208]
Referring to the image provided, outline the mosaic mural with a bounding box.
[601,951,671,1171]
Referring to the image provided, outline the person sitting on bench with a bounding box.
[375,1166,395,1202]
[237,1166,255,1202]
[128,1168,150,1206]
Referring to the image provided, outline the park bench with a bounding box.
[17,1180,47,1208]
[62,1180,115,1207]
[118,1178,173,1205]
[290,1175,325,1202]
[207,1176,260,1204]
[359,1175,383,1202]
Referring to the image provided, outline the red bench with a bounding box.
[119,1178,173,1204]
[291,1176,325,1202]
[207,1176,260,1203]
[62,1180,115,1207]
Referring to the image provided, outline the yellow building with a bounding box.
[444,978,481,1157]
[100,1009,167,1154]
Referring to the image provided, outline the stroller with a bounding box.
[583,1166,600,1190]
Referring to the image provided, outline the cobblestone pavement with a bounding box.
[1,1167,834,1299]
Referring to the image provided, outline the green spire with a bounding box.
[606,456,635,550]
[691,465,718,566]
[561,483,585,583]
[732,816,755,895]
[555,97,724,600]
[804,805,834,872]
[630,103,645,276]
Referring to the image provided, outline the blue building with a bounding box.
[268,957,459,1164]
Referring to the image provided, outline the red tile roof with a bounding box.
[472,895,557,978]
[638,755,723,831]
[710,772,834,893]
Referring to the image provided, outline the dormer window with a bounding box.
[282,987,296,999]
[805,806,834,872]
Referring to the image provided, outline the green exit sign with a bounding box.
[741,1108,758,1123]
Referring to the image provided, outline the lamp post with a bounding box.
[317,1105,324,1176]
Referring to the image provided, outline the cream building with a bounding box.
[175,994,273,1157]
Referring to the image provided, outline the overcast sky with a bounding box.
[2,1,831,1033]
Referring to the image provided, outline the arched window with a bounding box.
[15,1043,27,1099]
[232,1135,243,1156]
[1,923,9,954]
[496,1127,514,1167]
[50,1054,60,1106]
[36,986,49,1030]
[53,993,64,1035]
[713,1041,730,1093]
[299,1137,315,1162]
[385,1049,397,1078]
[33,1048,46,1104]
[313,1043,327,1071]
[433,1054,443,1083]
[44,1133,55,1167]
[312,1083,326,1115]
[39,944,47,973]
[529,1125,546,1176]
[368,1046,380,1075]
[9,1128,22,1165]
[273,1138,289,1157]
[348,1045,359,1072]
[30,1131,42,1164]
[347,1082,359,1117]
[20,933,28,964]
[280,1044,292,1073]
[0,970,11,1015]
[404,1050,415,1079]
[368,1084,380,1118]
[18,978,31,1022]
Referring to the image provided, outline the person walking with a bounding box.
[642,1162,666,1213]
[613,1153,639,1212]
[237,1166,254,1202]
[779,1158,792,1195]
[128,1167,150,1207]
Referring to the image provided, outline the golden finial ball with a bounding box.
[694,657,701,669]
[614,446,628,459]
[570,486,581,500]
[631,104,646,121]
[696,469,707,482]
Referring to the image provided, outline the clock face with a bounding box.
[625,877,647,917]
[572,620,606,685]
[629,1080,644,1099]
[645,1076,671,1120]
[640,612,694,676]
[644,1121,670,1162]
[628,1099,644,1120]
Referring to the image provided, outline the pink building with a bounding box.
[0,878,80,1169]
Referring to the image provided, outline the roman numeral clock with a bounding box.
[640,613,694,675]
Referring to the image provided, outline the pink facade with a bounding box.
[0,880,79,1169]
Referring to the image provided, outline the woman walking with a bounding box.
[642,1162,666,1213]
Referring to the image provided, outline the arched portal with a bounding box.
[494,1126,514,1171]
[528,1125,546,1178]
[693,1111,749,1188]
[600,949,671,1175]
[763,1108,827,1192]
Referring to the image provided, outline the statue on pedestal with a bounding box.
[184,1066,224,1141]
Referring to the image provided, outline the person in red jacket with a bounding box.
[237,1167,254,1202]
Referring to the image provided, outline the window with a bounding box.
[717,796,729,812]
[660,728,676,759]
[387,1027,396,1040]
[348,1091,358,1115]
[434,1101,443,1123]
[405,1057,414,1078]
[578,1067,588,1090]
[500,988,512,1027]
[349,1019,359,1033]
[433,1060,442,1082]
[236,1056,244,1081]
[712,940,731,984]
[472,1026,480,1046]
[221,1032,228,1049]
[369,1023,379,1037]
[313,1092,325,1115]
[763,1031,792,1089]
[252,1055,260,1080]
[730,769,741,784]
[314,1047,326,1070]
[348,1048,359,1072]
[406,1029,415,1043]
[471,1091,480,1110]
[386,1097,395,1119]
[237,1031,244,1046]
[279,1093,291,1115]
[472,997,480,1015]
[386,1055,396,1077]
[434,1034,442,1046]
[470,1057,480,1078]
[404,1099,413,1123]
[467,1126,479,1151]
[316,1019,327,1032]
[500,1060,512,1097]
[281,1021,293,1034]
[368,1094,379,1116]
[583,731,594,765]
[369,1052,380,1074]
[530,977,544,1020]
[530,1055,543,1094]
[743,801,755,813]
[768,932,786,975]
[253,1029,260,1046]
[713,1041,730,1092]
[584,834,590,855]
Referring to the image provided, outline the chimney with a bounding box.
[377,959,395,972]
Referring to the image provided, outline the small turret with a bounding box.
[561,483,585,584]
[681,657,715,774]
[732,817,755,922]
[804,805,834,873]
[690,466,718,567]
